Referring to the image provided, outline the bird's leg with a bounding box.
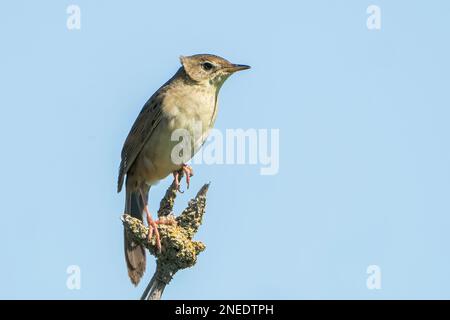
[143,204,177,254]
[172,171,181,192]
[182,164,194,189]
[144,206,161,253]
[172,164,194,192]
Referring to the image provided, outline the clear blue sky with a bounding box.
[1,0,449,299]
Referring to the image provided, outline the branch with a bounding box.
[121,179,210,300]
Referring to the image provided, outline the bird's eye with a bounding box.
[202,62,213,71]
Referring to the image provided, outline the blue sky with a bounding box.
[0,0,449,299]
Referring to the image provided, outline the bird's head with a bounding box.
[179,54,250,89]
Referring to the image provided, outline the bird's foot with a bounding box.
[172,164,194,192]
[145,207,176,254]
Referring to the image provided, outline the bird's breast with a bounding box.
[137,87,218,184]
[164,87,218,149]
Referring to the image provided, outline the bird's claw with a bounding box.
[173,164,194,193]
[146,220,161,254]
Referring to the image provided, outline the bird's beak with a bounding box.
[225,64,251,73]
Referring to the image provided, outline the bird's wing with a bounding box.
[117,91,165,193]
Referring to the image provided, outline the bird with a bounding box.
[117,54,250,285]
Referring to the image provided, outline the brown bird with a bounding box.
[118,54,250,285]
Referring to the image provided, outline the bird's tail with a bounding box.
[124,184,149,286]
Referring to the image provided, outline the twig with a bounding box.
[122,180,210,300]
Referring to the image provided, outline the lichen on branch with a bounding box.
[121,180,210,299]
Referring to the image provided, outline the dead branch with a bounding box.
[122,179,210,300]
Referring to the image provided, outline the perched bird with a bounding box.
[118,54,250,285]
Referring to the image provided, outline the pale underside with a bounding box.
[126,80,218,189]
